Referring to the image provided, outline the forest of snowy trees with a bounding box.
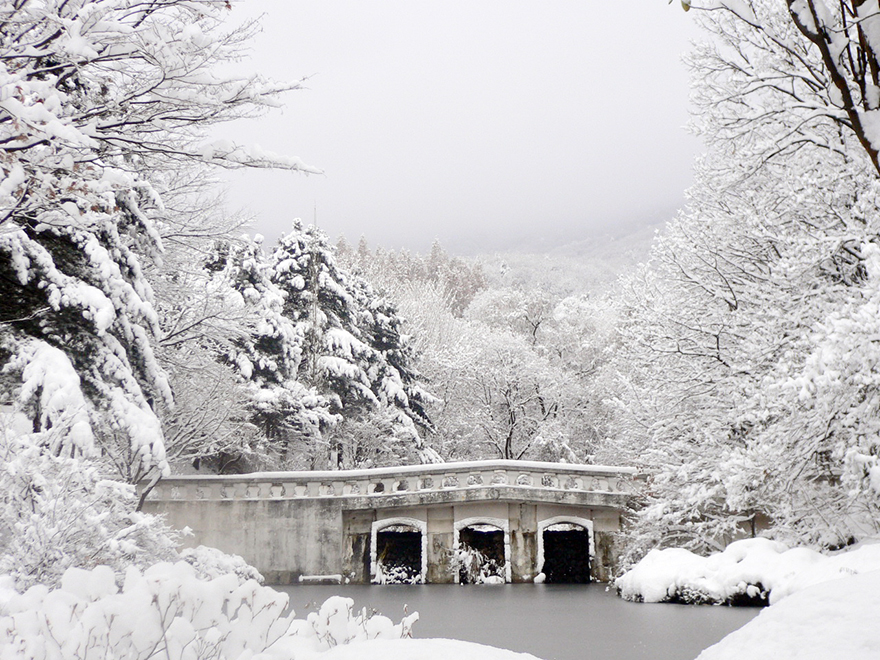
[3,5,880,654]
[609,0,880,561]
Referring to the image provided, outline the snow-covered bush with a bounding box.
[0,412,274,594]
[307,596,418,650]
[0,563,418,660]
[615,537,880,606]
[179,545,264,585]
[0,418,179,591]
[456,546,506,585]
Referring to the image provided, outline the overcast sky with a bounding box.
[222,1,703,254]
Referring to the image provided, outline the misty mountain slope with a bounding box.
[473,218,664,297]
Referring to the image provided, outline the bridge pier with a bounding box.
[142,461,635,584]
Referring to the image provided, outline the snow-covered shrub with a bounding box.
[0,563,418,660]
[615,537,880,606]
[374,561,422,585]
[179,545,264,585]
[307,596,418,649]
[456,546,506,585]
[0,419,179,591]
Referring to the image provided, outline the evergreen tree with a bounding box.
[202,223,435,468]
[0,0,313,483]
[204,234,334,467]
[268,222,434,466]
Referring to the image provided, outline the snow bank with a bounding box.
[695,569,880,660]
[313,638,543,660]
[0,562,418,660]
[616,537,880,605]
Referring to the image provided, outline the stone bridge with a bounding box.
[143,460,636,584]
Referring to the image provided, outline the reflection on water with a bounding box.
[273,583,759,660]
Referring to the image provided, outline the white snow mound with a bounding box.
[696,569,880,660]
[616,537,880,605]
[312,638,544,660]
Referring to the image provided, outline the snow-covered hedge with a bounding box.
[616,537,880,605]
[0,562,418,660]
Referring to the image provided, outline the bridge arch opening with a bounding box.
[454,517,511,584]
[370,517,427,584]
[537,516,594,583]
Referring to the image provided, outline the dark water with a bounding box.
[274,584,759,660]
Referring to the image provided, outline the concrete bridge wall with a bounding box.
[143,461,634,584]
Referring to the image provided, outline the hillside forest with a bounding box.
[2,0,880,596]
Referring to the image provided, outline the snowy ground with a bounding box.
[695,569,880,660]
[617,537,880,660]
[307,639,541,660]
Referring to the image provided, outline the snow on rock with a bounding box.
[696,569,880,660]
[311,638,543,660]
[616,537,880,605]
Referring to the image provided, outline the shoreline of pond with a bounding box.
[273,583,759,660]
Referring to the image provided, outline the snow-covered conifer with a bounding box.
[267,222,435,466]
[0,0,314,481]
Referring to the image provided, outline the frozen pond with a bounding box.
[274,583,759,660]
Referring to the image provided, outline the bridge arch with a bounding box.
[371,517,428,584]
[537,515,594,583]
[454,516,512,584]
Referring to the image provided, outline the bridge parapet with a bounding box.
[145,460,637,507]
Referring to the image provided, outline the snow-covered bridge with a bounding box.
[143,460,636,584]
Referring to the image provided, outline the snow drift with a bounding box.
[615,537,880,605]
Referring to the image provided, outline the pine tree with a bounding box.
[268,222,434,466]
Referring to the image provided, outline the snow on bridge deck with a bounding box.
[146,459,636,509]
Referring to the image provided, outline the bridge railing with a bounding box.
[144,460,636,503]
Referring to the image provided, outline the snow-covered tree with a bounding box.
[196,223,436,469]
[339,238,487,317]
[151,235,268,471]
[0,0,315,483]
[609,0,880,560]
[340,240,617,464]
[683,0,880,173]
[268,222,435,467]
[201,233,333,467]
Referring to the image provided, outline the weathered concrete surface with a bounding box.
[342,486,628,511]
[143,460,635,584]
[152,498,344,585]
[341,509,374,584]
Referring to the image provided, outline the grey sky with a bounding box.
[223,1,703,254]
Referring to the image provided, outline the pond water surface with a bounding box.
[274,584,759,660]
